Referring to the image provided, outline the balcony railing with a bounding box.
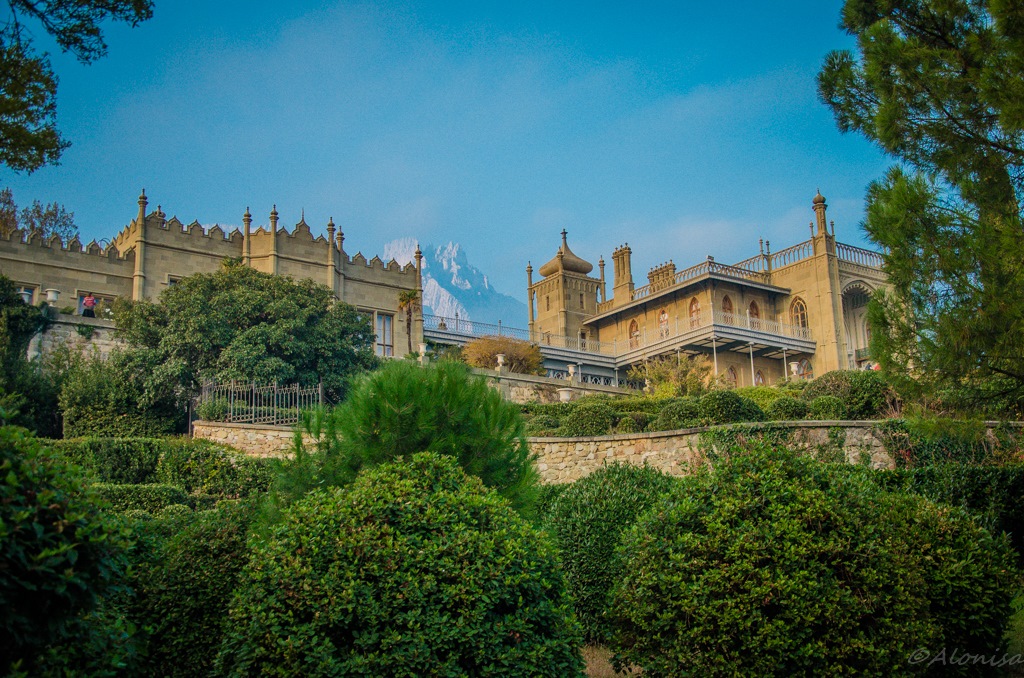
[769,239,814,269]
[423,314,617,355]
[837,242,885,268]
[631,258,769,302]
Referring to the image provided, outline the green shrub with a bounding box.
[195,397,229,422]
[808,395,847,420]
[305,360,538,516]
[652,397,700,431]
[92,483,190,513]
[156,438,272,498]
[612,398,667,415]
[218,453,585,677]
[873,464,1024,562]
[46,437,163,484]
[608,444,1017,676]
[734,385,786,411]
[520,401,576,418]
[46,437,272,500]
[548,464,678,643]
[802,370,891,419]
[561,401,616,437]
[615,412,652,434]
[59,351,181,438]
[763,395,808,421]
[1,426,131,675]
[128,501,257,677]
[525,414,563,436]
[698,390,765,425]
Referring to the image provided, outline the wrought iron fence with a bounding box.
[196,380,324,426]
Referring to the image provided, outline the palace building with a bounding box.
[0,191,424,359]
[525,192,887,386]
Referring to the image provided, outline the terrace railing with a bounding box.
[837,242,885,268]
[631,258,769,302]
[197,380,324,426]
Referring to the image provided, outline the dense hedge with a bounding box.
[697,390,765,425]
[615,412,652,433]
[1,426,131,675]
[218,453,584,676]
[763,395,808,420]
[561,401,617,437]
[652,397,700,431]
[547,464,678,642]
[808,395,846,420]
[874,464,1024,561]
[802,370,890,419]
[608,445,1017,676]
[92,483,191,513]
[128,501,257,677]
[733,386,786,411]
[46,437,272,499]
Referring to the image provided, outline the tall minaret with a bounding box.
[132,189,148,299]
[326,217,337,294]
[269,205,279,275]
[812,189,828,235]
[242,207,252,266]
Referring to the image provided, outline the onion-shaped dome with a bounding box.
[538,230,593,276]
[812,190,826,205]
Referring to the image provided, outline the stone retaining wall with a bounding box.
[191,419,894,480]
[531,421,893,484]
[29,313,121,360]
[191,421,312,458]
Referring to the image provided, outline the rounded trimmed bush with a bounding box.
[561,401,616,437]
[548,464,678,643]
[525,414,563,436]
[217,453,585,677]
[734,386,785,411]
[615,412,652,434]
[698,390,765,425]
[763,395,809,421]
[802,370,890,419]
[652,397,700,431]
[808,395,847,420]
[608,445,1017,676]
[1,427,131,674]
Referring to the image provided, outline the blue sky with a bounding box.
[4,0,889,306]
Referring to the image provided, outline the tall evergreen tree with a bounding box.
[819,0,1024,414]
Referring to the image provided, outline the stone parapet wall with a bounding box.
[192,421,311,458]
[531,421,894,484]
[192,419,894,480]
[30,313,121,360]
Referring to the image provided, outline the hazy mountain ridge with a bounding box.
[383,238,527,327]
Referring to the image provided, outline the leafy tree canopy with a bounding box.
[819,0,1024,415]
[0,187,79,240]
[1,0,154,172]
[114,259,377,402]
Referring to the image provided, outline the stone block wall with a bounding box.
[191,421,312,458]
[191,419,896,481]
[531,421,894,484]
[30,313,122,360]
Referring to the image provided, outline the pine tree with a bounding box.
[819,0,1024,415]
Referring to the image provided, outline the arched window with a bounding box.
[726,366,738,387]
[629,319,640,349]
[755,370,765,386]
[748,301,760,330]
[721,295,734,324]
[689,297,701,329]
[790,297,808,329]
[658,308,669,338]
[798,359,813,380]
[545,295,550,312]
